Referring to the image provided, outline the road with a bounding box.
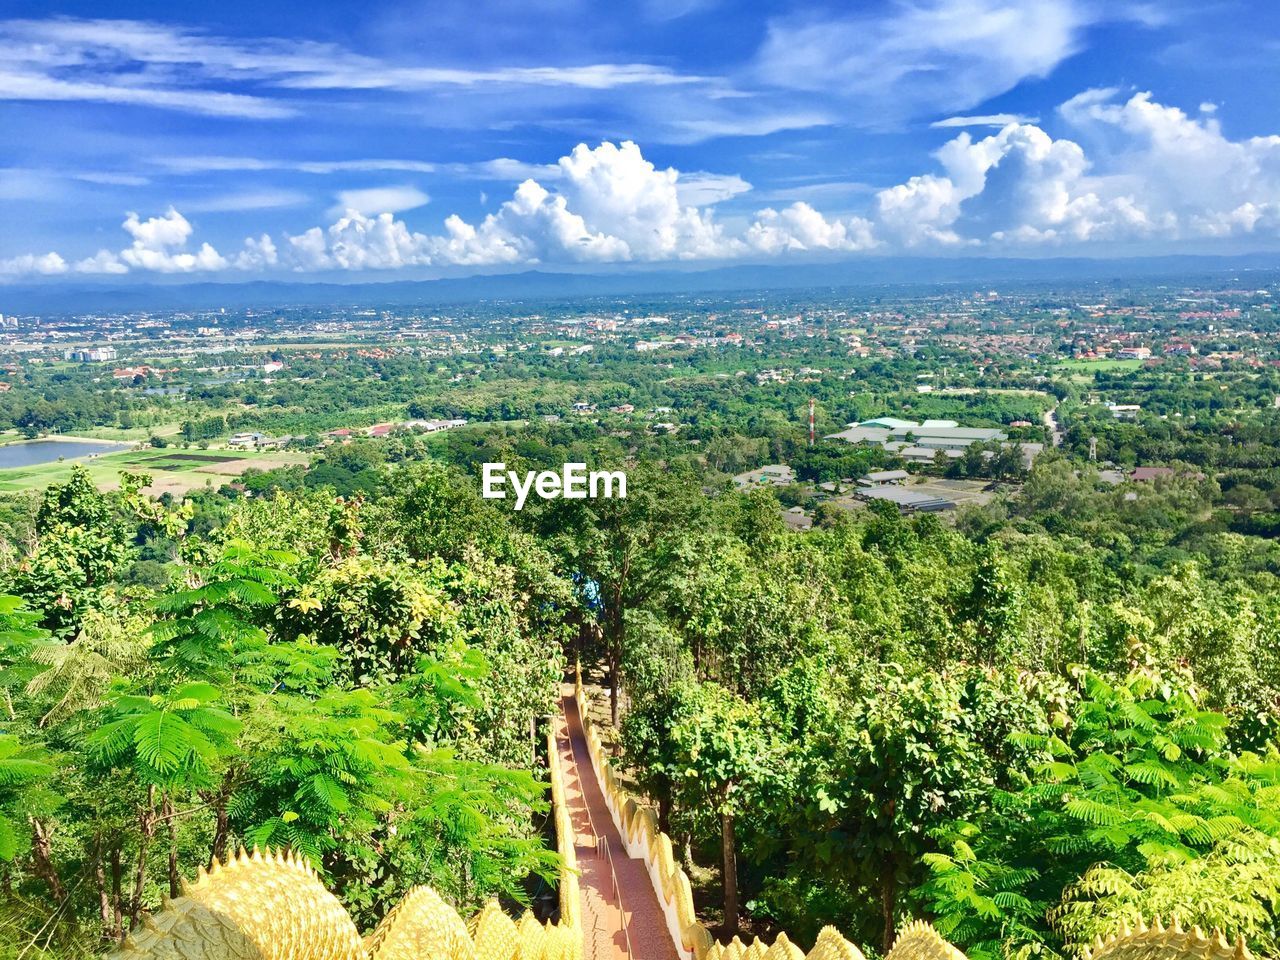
[1042,404,1063,447]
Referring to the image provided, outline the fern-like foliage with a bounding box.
[917,668,1280,960]
[149,541,298,685]
[85,681,240,790]
[1054,854,1280,957]
[0,734,54,861]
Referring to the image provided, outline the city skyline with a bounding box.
[2,0,1279,282]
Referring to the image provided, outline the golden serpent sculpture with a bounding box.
[108,850,1256,960]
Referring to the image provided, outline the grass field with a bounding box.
[0,447,311,496]
[1054,358,1144,373]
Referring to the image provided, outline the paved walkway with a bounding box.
[556,684,679,960]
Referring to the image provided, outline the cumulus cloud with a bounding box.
[872,88,1280,248]
[1058,90,1280,239]
[116,207,228,273]
[314,210,434,270]
[746,203,877,254]
[864,89,1280,250]
[0,252,67,276]
[424,178,629,266]
[234,234,278,270]
[291,141,741,270]
[879,121,1156,246]
[74,250,128,274]
[5,102,1280,280]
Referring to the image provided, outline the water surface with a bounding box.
[0,439,133,469]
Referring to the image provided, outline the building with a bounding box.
[733,464,796,488]
[65,346,117,363]
[828,417,1006,453]
[228,432,268,450]
[228,432,293,451]
[113,366,155,380]
[781,507,813,531]
[856,485,955,513]
[1116,346,1152,360]
[402,418,467,433]
[859,469,911,485]
[896,446,966,463]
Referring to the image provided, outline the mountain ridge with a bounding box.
[2,254,1278,314]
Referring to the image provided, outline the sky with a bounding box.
[1,0,1279,283]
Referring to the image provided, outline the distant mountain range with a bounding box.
[3,254,1278,314]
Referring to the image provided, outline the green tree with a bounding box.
[541,463,702,724]
[667,681,765,937]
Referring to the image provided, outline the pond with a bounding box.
[0,439,134,470]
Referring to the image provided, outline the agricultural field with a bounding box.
[0,447,311,495]
[1054,358,1145,373]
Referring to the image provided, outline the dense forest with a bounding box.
[1,430,1279,959]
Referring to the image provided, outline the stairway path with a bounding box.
[555,684,679,960]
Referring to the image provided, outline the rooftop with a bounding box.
[856,486,955,512]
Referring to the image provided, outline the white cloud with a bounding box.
[276,141,742,269]
[5,105,1280,280]
[185,189,310,212]
[0,252,67,276]
[326,212,427,269]
[74,250,127,274]
[745,203,877,254]
[875,120,1161,247]
[0,16,712,126]
[235,234,278,270]
[1058,89,1280,239]
[550,141,736,260]
[665,112,832,142]
[756,0,1091,122]
[119,207,228,272]
[675,172,753,206]
[0,67,293,119]
[423,179,629,267]
[931,113,1040,128]
[72,172,149,186]
[151,156,435,175]
[276,63,710,92]
[330,185,430,217]
[640,0,720,22]
[876,174,968,247]
[284,228,331,272]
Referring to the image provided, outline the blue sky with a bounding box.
[2,0,1279,281]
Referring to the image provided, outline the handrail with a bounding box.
[598,835,636,960]
[564,723,636,960]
